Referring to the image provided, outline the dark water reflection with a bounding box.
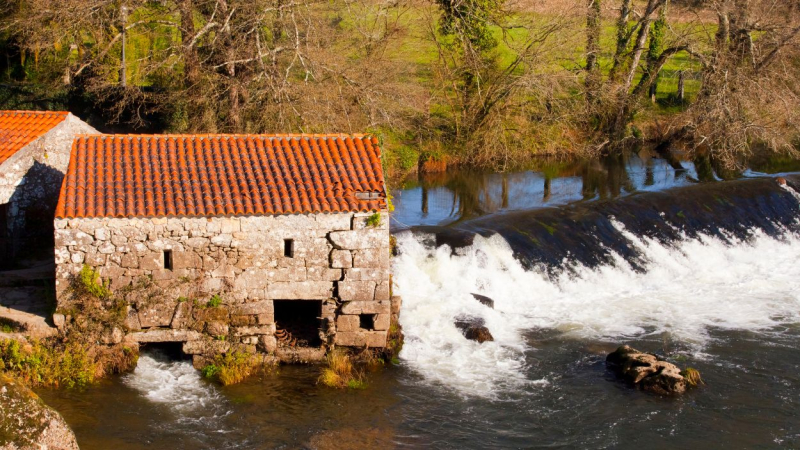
[38,327,800,449]
[391,152,701,229]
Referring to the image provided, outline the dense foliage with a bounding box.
[0,0,798,171]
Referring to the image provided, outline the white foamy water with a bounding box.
[124,352,226,415]
[394,221,800,397]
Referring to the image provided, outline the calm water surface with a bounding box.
[38,154,800,449]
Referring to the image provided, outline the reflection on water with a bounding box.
[391,152,699,229]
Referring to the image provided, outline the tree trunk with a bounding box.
[180,0,199,91]
[586,0,602,103]
[676,70,685,103]
[609,0,632,82]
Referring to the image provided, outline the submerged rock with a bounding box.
[0,374,80,450]
[606,345,688,395]
[454,316,494,343]
[470,294,494,309]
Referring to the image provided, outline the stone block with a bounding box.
[193,306,230,322]
[173,251,202,270]
[140,252,163,271]
[353,247,390,269]
[256,313,275,324]
[211,234,233,246]
[374,281,391,301]
[315,213,353,231]
[335,331,387,347]
[338,281,376,301]
[120,253,139,268]
[264,267,307,282]
[234,270,269,291]
[330,250,352,269]
[233,324,276,336]
[268,281,332,300]
[334,331,365,347]
[128,329,202,343]
[328,229,387,250]
[185,237,209,249]
[70,252,84,264]
[84,251,106,266]
[231,300,273,315]
[220,218,241,233]
[96,228,110,241]
[306,267,343,282]
[340,300,389,315]
[230,315,255,326]
[171,301,193,329]
[138,303,178,328]
[98,242,115,254]
[365,331,387,348]
[373,313,390,331]
[183,339,230,355]
[336,315,360,332]
[206,321,229,336]
[343,268,384,281]
[258,335,277,353]
[124,308,141,331]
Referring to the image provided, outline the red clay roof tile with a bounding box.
[0,111,69,165]
[55,134,387,219]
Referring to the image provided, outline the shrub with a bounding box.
[0,338,97,388]
[366,213,382,227]
[202,351,256,385]
[319,348,366,389]
[207,295,223,308]
[78,265,111,299]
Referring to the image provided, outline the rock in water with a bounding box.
[606,345,687,395]
[0,374,80,450]
[470,294,495,309]
[454,316,494,343]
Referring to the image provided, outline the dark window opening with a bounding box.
[359,314,375,330]
[274,300,322,348]
[164,250,173,270]
[284,239,294,258]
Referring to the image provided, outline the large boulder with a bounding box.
[606,345,688,395]
[454,316,494,343]
[0,374,80,450]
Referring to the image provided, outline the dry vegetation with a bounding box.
[0,0,798,172]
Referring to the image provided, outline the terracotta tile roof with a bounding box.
[55,134,387,219]
[0,111,69,165]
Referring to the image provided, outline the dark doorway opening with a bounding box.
[274,300,322,348]
[139,342,191,361]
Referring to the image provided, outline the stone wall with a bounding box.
[54,211,394,364]
[0,114,97,262]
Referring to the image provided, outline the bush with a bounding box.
[0,338,97,388]
[207,295,223,308]
[319,349,366,389]
[366,213,382,227]
[78,265,111,299]
[202,351,256,385]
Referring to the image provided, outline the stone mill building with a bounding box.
[0,111,96,265]
[53,134,396,364]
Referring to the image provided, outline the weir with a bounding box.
[406,175,800,272]
[393,174,800,395]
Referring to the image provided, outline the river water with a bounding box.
[38,153,800,449]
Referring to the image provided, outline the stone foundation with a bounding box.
[54,211,396,364]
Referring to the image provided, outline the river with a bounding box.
[38,152,800,449]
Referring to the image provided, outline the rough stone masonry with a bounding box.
[53,210,397,364]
